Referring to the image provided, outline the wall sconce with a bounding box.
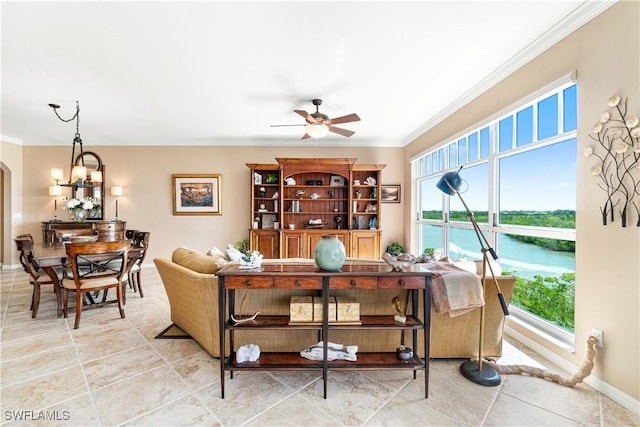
[48,185,62,221]
[111,186,123,221]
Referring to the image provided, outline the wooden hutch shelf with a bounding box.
[247,158,385,259]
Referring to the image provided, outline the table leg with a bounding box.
[219,277,226,399]
[41,266,63,317]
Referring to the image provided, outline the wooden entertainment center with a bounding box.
[247,158,385,259]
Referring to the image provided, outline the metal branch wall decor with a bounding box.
[586,95,640,227]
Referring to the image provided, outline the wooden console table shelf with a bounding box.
[217,261,432,399]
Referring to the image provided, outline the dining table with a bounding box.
[33,242,141,317]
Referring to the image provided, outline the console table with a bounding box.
[41,220,126,243]
[216,261,432,399]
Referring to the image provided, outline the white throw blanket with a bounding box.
[427,262,484,317]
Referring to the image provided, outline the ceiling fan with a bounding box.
[271,99,361,139]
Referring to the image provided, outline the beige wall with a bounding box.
[404,1,639,403]
[8,145,404,267]
[1,140,24,265]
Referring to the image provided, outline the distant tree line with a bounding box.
[421,210,576,252]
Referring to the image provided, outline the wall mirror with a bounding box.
[74,151,105,220]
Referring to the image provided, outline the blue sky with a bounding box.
[422,84,578,213]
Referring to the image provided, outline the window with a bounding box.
[414,80,577,341]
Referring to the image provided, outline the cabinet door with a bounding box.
[351,231,381,259]
[251,230,279,259]
[283,231,306,258]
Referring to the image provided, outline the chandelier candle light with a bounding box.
[436,166,510,386]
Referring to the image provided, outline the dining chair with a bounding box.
[125,229,139,240]
[14,235,59,318]
[15,234,34,272]
[61,240,130,329]
[128,231,150,297]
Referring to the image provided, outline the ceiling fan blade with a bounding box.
[326,113,360,125]
[270,124,306,127]
[328,126,355,138]
[294,109,315,124]
[301,133,312,140]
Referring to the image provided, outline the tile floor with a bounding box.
[1,267,638,427]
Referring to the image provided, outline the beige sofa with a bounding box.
[154,248,515,359]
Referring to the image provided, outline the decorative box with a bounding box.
[290,296,314,323]
[289,296,336,323]
[290,296,360,324]
[335,296,360,322]
[313,296,337,322]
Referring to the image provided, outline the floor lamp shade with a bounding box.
[436,168,463,195]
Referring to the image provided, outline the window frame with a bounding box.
[413,73,577,347]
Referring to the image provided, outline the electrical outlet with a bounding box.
[591,328,604,348]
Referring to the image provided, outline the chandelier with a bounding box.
[49,101,102,188]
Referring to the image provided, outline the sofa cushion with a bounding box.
[451,260,477,274]
[172,247,221,274]
[446,259,503,276]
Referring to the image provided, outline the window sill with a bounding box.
[505,307,575,355]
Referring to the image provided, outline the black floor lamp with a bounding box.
[436,166,510,386]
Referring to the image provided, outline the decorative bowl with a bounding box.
[396,346,413,361]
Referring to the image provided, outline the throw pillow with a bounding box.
[206,246,229,270]
[225,244,244,261]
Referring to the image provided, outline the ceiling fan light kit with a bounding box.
[305,123,329,139]
[272,98,360,140]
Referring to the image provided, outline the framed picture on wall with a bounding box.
[381,185,401,203]
[172,174,222,215]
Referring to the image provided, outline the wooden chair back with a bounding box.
[14,236,38,277]
[64,240,130,287]
[15,234,57,318]
[125,229,139,240]
[131,231,150,264]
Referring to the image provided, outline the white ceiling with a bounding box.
[1,1,613,148]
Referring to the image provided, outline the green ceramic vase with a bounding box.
[314,234,346,271]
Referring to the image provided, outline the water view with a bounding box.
[422,224,575,280]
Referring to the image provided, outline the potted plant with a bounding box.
[386,241,404,256]
[234,238,250,254]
